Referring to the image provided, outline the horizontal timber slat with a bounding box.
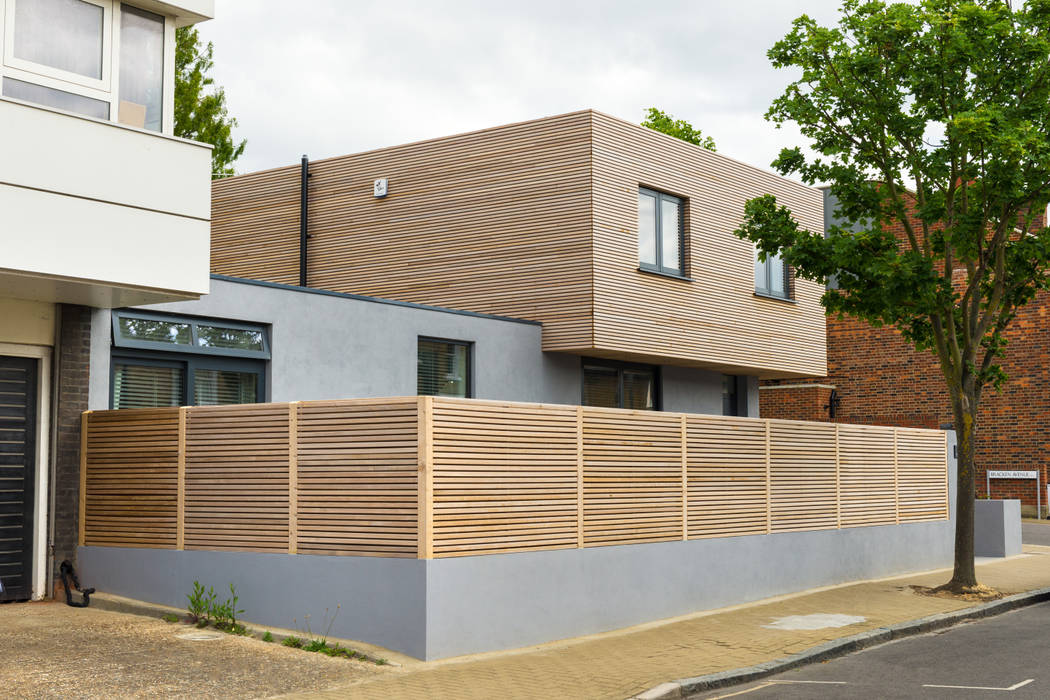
[81,397,949,559]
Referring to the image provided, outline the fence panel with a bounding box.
[83,408,180,548]
[769,421,838,532]
[686,416,768,538]
[897,428,950,522]
[296,399,419,557]
[430,399,578,556]
[582,409,683,547]
[839,424,898,527]
[184,404,291,552]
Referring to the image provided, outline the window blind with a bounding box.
[193,369,258,406]
[112,363,183,409]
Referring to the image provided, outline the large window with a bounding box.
[110,311,269,409]
[418,338,472,398]
[638,187,684,276]
[754,247,790,299]
[582,359,658,410]
[2,0,168,130]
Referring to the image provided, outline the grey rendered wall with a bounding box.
[89,277,738,414]
[426,518,953,659]
[89,278,580,409]
[661,369,761,417]
[78,546,428,659]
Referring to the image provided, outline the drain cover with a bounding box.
[762,613,867,631]
[177,631,224,641]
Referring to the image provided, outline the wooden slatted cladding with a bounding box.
[686,416,768,538]
[81,398,949,558]
[589,113,826,378]
[211,112,595,351]
[210,110,825,377]
[582,409,683,546]
[211,164,301,286]
[184,404,290,552]
[297,399,418,557]
[83,408,179,548]
[430,399,578,556]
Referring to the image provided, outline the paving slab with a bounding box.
[0,601,384,699]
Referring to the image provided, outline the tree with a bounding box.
[735,0,1050,592]
[642,108,716,150]
[175,26,246,178]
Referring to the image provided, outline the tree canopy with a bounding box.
[641,108,716,150]
[735,0,1050,591]
[174,26,246,178]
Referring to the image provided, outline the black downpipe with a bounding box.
[58,560,94,608]
[300,154,310,287]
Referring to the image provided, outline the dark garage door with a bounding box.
[0,355,37,602]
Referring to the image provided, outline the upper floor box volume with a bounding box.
[212,110,827,379]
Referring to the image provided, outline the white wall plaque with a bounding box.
[373,178,388,198]
[988,470,1039,479]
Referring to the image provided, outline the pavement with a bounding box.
[6,544,1050,699]
[691,600,1050,699]
[0,601,381,699]
[278,546,1050,700]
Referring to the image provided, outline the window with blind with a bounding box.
[582,360,658,410]
[110,311,268,409]
[417,338,472,398]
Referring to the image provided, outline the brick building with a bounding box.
[761,190,1049,515]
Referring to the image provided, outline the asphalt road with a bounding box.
[692,601,1050,699]
[1022,520,1050,547]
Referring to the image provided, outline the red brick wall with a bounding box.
[762,196,1050,510]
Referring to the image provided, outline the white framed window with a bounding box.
[0,0,171,131]
[3,0,112,93]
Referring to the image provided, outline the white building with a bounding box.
[0,0,214,601]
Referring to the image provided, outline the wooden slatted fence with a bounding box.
[81,397,950,558]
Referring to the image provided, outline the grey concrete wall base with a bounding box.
[78,547,428,659]
[631,586,1050,699]
[80,511,954,661]
[975,499,1022,557]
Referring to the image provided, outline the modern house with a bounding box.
[93,110,827,417]
[0,0,214,601]
[77,112,954,660]
[762,189,1050,516]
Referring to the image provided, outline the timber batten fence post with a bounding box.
[78,411,89,547]
[288,402,298,555]
[177,407,186,550]
[576,405,584,548]
[418,396,434,559]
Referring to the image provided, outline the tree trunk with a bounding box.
[947,404,978,590]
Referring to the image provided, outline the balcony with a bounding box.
[0,97,211,308]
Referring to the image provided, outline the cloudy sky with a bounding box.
[198,1,846,176]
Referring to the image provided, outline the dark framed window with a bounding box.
[754,248,790,299]
[722,375,748,417]
[110,311,269,409]
[418,337,472,398]
[582,358,659,410]
[638,187,684,276]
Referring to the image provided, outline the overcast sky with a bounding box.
[198,1,847,176]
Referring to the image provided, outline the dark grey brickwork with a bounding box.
[53,304,91,584]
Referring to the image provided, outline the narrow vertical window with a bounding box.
[119,4,164,131]
[638,188,684,276]
[754,247,789,299]
[418,338,472,398]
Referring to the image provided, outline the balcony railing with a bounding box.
[80,397,950,559]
